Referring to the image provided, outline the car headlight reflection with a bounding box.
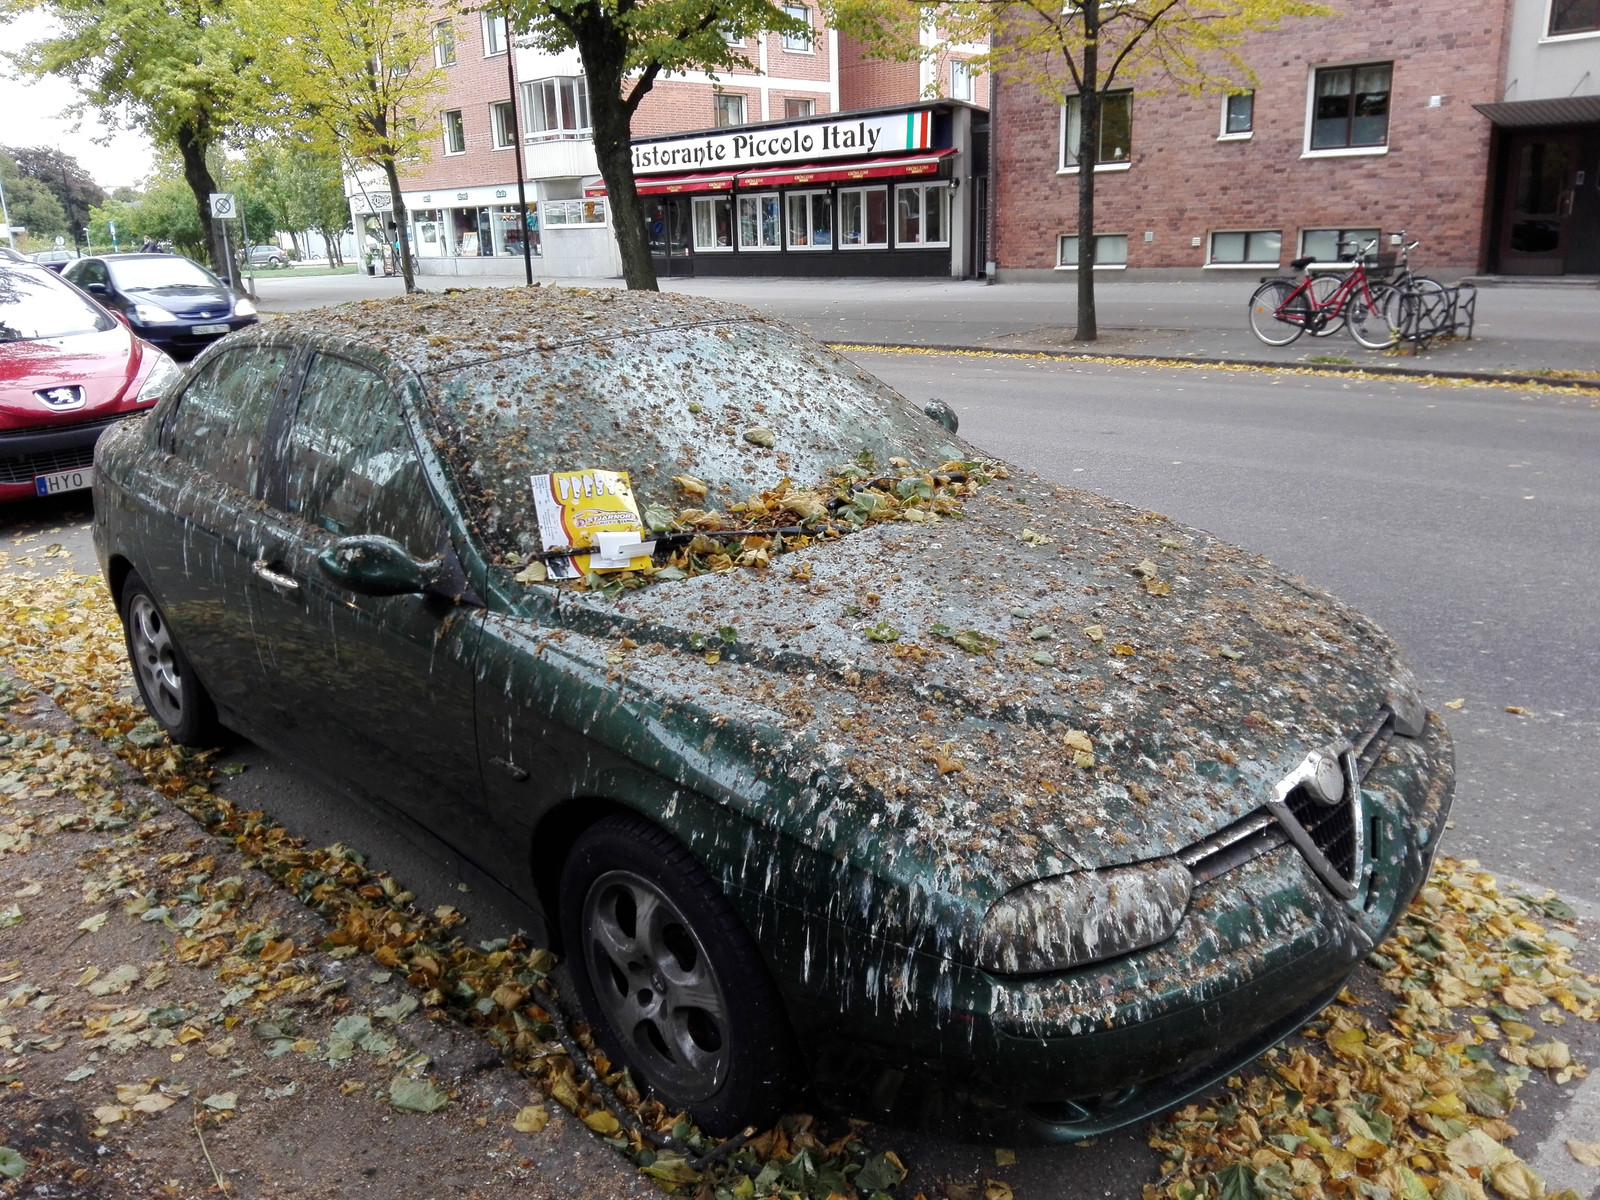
[135,349,183,404]
[977,860,1192,975]
[131,302,179,324]
[233,297,257,317]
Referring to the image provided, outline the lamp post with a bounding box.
[0,172,15,250]
[501,10,534,287]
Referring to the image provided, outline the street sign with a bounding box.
[55,235,65,247]
[209,193,237,219]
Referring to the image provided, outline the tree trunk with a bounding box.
[381,158,417,294]
[1074,0,1100,342]
[175,125,228,280]
[581,48,657,290]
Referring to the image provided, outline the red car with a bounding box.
[1,262,183,502]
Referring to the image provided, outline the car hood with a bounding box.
[0,326,143,425]
[126,286,233,319]
[520,475,1428,901]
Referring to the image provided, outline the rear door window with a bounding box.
[167,347,294,494]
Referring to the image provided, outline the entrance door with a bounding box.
[1499,133,1581,275]
[646,197,694,278]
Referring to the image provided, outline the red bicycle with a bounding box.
[1248,238,1406,349]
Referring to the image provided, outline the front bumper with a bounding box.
[0,413,145,501]
[136,315,256,357]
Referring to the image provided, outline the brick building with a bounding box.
[991,0,1517,280]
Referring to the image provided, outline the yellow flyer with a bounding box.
[530,470,653,579]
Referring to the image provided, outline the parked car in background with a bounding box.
[0,247,27,263]
[31,248,81,272]
[62,253,256,360]
[1,261,182,502]
[247,244,288,268]
[92,288,1452,1143]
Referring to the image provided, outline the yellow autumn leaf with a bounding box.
[513,1104,549,1134]
[1322,1148,1358,1179]
[1565,1142,1600,1167]
[1501,982,1546,1009]
[1525,1041,1571,1070]
[1063,729,1093,754]
[1346,1136,1387,1160]
[1489,1159,1545,1200]
[1326,1026,1367,1057]
[583,1110,621,1135]
[985,1183,1014,1200]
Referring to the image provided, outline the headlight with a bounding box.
[233,297,257,317]
[131,303,179,324]
[135,349,183,404]
[977,860,1192,975]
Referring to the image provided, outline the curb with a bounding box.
[831,341,1600,392]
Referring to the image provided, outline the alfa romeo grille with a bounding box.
[1280,784,1358,882]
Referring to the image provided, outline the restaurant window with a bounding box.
[1308,63,1391,150]
[895,182,948,247]
[785,97,815,119]
[522,77,591,138]
[714,93,747,127]
[1298,227,1380,264]
[483,13,507,55]
[839,187,888,249]
[1548,0,1600,34]
[693,195,734,250]
[786,191,833,249]
[543,198,607,226]
[781,4,813,50]
[1056,233,1129,268]
[1061,91,1131,169]
[491,101,516,149]
[1207,229,1280,266]
[1222,91,1253,137]
[951,59,974,102]
[738,193,781,250]
[433,19,456,66]
[442,109,466,155]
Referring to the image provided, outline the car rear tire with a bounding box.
[120,572,224,747]
[559,812,796,1136]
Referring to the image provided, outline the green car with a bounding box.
[92,288,1452,1143]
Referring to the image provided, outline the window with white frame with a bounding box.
[895,182,949,247]
[1548,0,1600,35]
[951,59,974,102]
[738,194,781,250]
[839,187,889,248]
[713,93,747,127]
[786,191,832,248]
[1299,227,1380,263]
[433,19,456,66]
[522,77,590,138]
[693,195,734,250]
[1221,91,1253,137]
[483,14,507,55]
[490,101,516,149]
[1056,233,1129,268]
[1308,63,1391,150]
[442,109,466,155]
[781,4,813,50]
[542,198,607,227]
[1207,229,1280,266]
[785,97,815,119]
[1061,92,1131,169]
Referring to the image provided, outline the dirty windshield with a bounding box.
[425,319,966,565]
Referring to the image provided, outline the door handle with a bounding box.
[252,559,300,595]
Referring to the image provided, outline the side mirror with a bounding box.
[317,535,442,596]
[84,281,109,295]
[924,399,959,434]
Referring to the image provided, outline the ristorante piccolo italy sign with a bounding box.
[632,111,934,175]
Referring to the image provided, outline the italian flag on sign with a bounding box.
[906,110,932,150]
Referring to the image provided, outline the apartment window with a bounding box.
[1548,0,1600,34]
[840,187,888,248]
[781,4,814,50]
[786,191,832,248]
[693,195,734,250]
[895,182,948,247]
[1207,229,1281,266]
[739,194,781,250]
[1299,227,1380,263]
[1061,91,1131,169]
[785,97,815,119]
[491,101,516,149]
[1222,92,1254,137]
[951,59,974,102]
[442,109,465,155]
[543,198,606,226]
[433,19,456,66]
[714,93,747,127]
[522,77,590,138]
[483,14,507,56]
[1056,234,1129,268]
[1309,63,1391,149]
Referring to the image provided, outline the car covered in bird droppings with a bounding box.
[91,286,1452,1143]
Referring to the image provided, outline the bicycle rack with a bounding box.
[1397,281,1476,352]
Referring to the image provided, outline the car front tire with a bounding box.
[119,572,224,747]
[559,812,797,1136]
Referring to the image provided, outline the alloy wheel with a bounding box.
[127,593,185,727]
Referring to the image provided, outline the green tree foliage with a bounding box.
[86,168,208,256]
[0,149,70,247]
[0,146,105,248]
[237,141,350,264]
[501,0,810,289]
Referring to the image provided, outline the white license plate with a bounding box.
[35,467,93,496]
[192,323,229,336]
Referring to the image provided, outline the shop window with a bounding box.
[1221,92,1253,137]
[493,204,541,257]
[483,14,507,55]
[543,198,607,226]
[1061,91,1131,170]
[1207,229,1280,266]
[714,93,747,127]
[1298,227,1380,264]
[693,195,734,250]
[1308,63,1391,150]
[785,97,815,119]
[1548,0,1600,34]
[951,60,974,102]
[738,193,782,250]
[522,77,591,139]
[781,5,814,50]
[840,187,888,248]
[433,19,456,66]
[1056,233,1129,268]
[895,182,949,247]
[442,109,466,155]
[786,192,833,249]
[491,101,516,149]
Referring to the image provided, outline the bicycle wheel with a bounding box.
[1248,279,1306,346]
[1406,275,1452,338]
[1307,274,1347,337]
[1346,282,1405,350]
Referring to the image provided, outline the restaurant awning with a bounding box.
[634,172,738,195]
[734,149,955,189]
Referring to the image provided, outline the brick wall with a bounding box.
[838,35,920,110]
[993,0,1509,274]
[400,13,523,192]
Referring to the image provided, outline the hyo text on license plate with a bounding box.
[36,467,92,496]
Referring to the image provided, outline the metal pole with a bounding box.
[220,218,233,290]
[238,198,257,298]
[0,173,15,249]
[60,157,81,253]
[502,12,534,287]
